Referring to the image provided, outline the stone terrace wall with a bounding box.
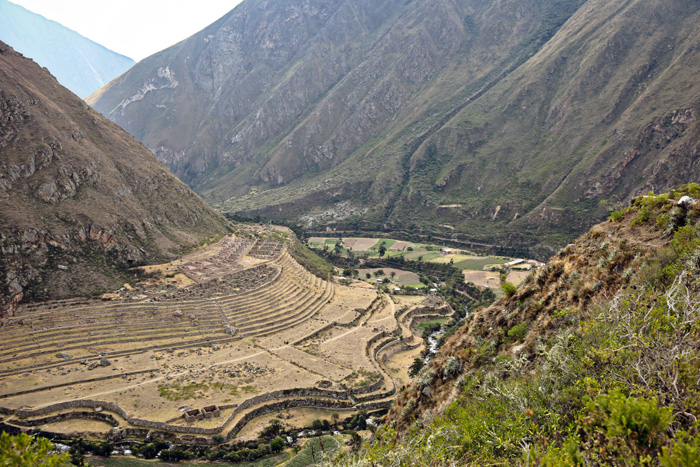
[400,305,452,324]
[5,384,387,438]
[380,342,422,363]
[225,398,354,441]
[15,400,129,419]
[11,411,118,427]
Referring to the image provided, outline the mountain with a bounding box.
[0,41,233,318]
[0,0,134,98]
[88,0,700,256]
[347,186,700,465]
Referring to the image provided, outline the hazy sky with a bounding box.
[10,0,244,61]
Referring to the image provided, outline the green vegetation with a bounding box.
[502,281,517,297]
[0,432,68,466]
[286,231,334,280]
[417,317,451,336]
[285,436,340,467]
[336,185,700,466]
[506,322,528,342]
[88,453,288,467]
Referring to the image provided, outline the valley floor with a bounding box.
[0,230,448,444]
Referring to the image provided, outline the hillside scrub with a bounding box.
[333,186,700,466]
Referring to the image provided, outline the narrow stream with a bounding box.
[423,330,444,364]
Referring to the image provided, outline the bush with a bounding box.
[502,282,517,297]
[660,424,700,467]
[609,209,625,222]
[579,391,673,464]
[507,323,528,342]
[0,432,68,466]
[212,434,225,444]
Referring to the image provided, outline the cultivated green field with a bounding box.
[308,237,513,271]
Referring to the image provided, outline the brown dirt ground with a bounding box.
[384,345,425,387]
[507,270,531,286]
[342,238,380,251]
[463,270,501,288]
[390,241,415,250]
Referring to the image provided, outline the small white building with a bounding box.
[441,248,453,255]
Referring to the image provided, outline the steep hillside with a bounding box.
[0,0,134,97]
[337,185,700,465]
[88,0,700,255]
[0,41,232,318]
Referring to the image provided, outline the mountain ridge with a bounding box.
[0,41,232,318]
[88,0,700,256]
[0,0,135,97]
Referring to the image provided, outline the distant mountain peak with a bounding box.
[0,0,134,97]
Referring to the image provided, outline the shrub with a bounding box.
[631,205,651,227]
[609,209,624,222]
[660,424,700,467]
[507,323,528,342]
[579,391,672,464]
[0,432,68,466]
[502,282,517,297]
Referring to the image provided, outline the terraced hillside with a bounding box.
[0,231,450,443]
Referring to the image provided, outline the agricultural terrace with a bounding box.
[308,237,540,289]
[0,229,451,444]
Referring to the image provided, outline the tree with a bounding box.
[374,270,384,278]
[270,437,285,452]
[261,419,283,438]
[92,441,113,457]
[409,357,424,377]
[390,271,396,280]
[378,243,387,257]
[212,434,225,444]
[0,432,69,466]
[365,272,371,279]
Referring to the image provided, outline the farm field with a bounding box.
[309,237,541,289]
[0,229,451,445]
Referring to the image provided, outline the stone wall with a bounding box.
[11,411,118,427]
[15,400,129,419]
[400,305,452,323]
[380,342,422,363]
[355,382,397,403]
[355,400,394,411]
[225,397,354,441]
[0,369,158,400]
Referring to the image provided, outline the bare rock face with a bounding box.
[0,41,233,319]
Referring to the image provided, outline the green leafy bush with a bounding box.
[507,323,528,342]
[502,281,517,297]
[609,209,625,222]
